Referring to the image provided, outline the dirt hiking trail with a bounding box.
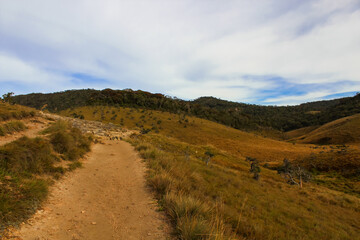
[13,140,170,240]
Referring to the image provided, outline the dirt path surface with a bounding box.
[13,140,169,240]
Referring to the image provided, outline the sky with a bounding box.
[0,0,360,105]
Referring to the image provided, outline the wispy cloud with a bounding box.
[0,0,359,105]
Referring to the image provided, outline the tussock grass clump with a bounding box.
[0,137,58,174]
[45,120,92,161]
[164,192,210,221]
[0,121,27,136]
[148,172,173,195]
[176,216,211,240]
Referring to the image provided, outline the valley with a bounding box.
[1,91,360,240]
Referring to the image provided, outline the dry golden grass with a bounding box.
[60,106,323,164]
[294,114,360,145]
[285,126,319,140]
[60,106,360,239]
[0,102,35,122]
[0,121,27,136]
[129,134,360,240]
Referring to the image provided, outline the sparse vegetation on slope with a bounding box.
[0,121,27,136]
[0,102,35,121]
[60,106,322,164]
[294,114,360,145]
[12,89,360,131]
[0,120,92,231]
[129,133,360,240]
[61,105,360,239]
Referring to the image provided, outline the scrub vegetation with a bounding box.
[0,102,35,122]
[0,120,92,231]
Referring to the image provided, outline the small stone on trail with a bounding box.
[91,222,97,225]
[81,210,85,214]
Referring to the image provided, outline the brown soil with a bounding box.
[11,140,170,240]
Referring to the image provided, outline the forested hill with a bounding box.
[193,96,342,112]
[13,89,360,131]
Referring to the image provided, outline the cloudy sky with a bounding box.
[1,0,359,105]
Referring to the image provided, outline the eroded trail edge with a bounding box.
[13,139,169,240]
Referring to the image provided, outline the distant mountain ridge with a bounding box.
[13,89,360,131]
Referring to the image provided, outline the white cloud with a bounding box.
[0,53,66,85]
[0,0,359,104]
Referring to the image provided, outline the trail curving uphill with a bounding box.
[13,139,169,240]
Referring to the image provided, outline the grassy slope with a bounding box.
[0,121,27,136]
[60,106,323,165]
[294,114,360,145]
[285,126,319,140]
[0,102,35,121]
[0,120,92,232]
[60,106,360,240]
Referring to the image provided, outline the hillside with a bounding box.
[59,105,321,165]
[57,105,360,239]
[292,114,360,145]
[12,89,360,131]
[0,102,93,234]
[2,99,359,239]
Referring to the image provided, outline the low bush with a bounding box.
[46,120,92,161]
[0,137,58,174]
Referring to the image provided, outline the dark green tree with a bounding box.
[2,92,14,103]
